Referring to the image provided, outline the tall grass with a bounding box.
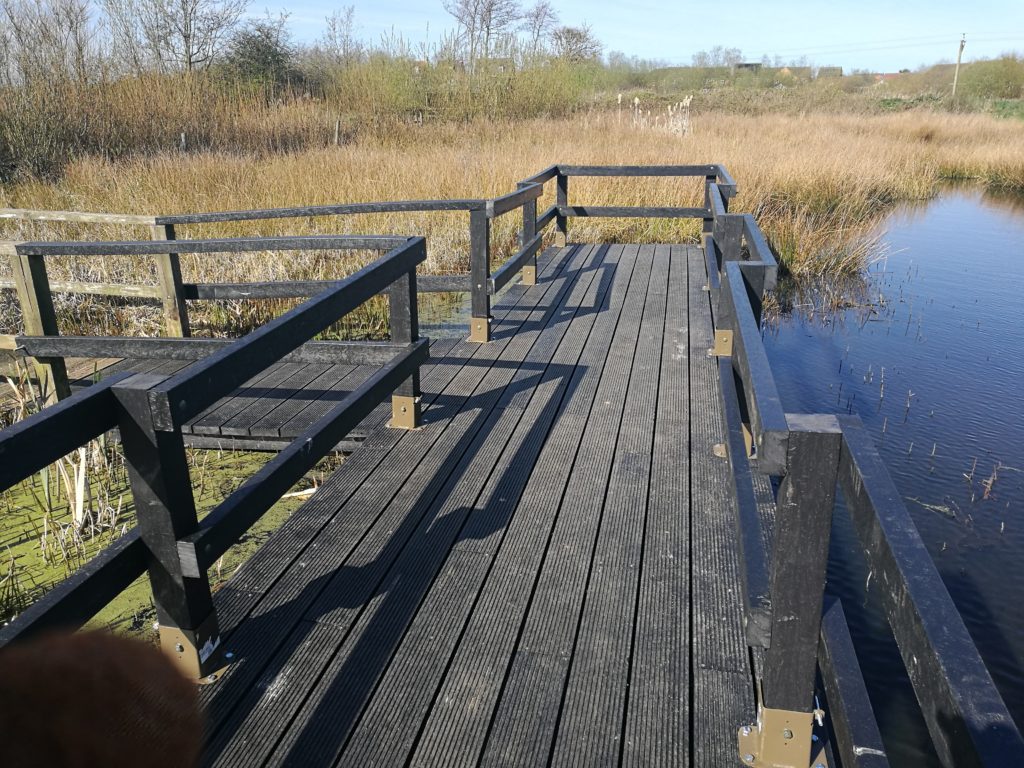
[5,109,1024,256]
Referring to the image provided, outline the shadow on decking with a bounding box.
[203,246,618,764]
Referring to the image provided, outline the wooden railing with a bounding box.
[703,178,1024,768]
[0,190,545,350]
[0,235,427,680]
[2,166,1016,766]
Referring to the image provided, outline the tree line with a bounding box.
[0,0,606,87]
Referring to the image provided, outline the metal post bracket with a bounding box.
[158,610,229,683]
[738,705,824,768]
[469,317,492,343]
[709,329,733,357]
[391,394,422,430]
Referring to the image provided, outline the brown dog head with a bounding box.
[0,631,202,768]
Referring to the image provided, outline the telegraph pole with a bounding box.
[952,34,966,99]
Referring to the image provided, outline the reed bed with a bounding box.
[2,109,1024,338]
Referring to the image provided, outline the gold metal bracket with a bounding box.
[391,395,421,430]
[158,611,231,684]
[709,329,733,357]
[738,704,827,768]
[521,265,537,286]
[742,422,754,457]
[469,317,491,343]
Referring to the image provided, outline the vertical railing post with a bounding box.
[389,250,422,429]
[7,243,71,402]
[718,214,743,266]
[469,208,492,343]
[113,374,226,682]
[150,222,191,338]
[738,414,842,768]
[703,174,717,255]
[518,182,538,286]
[555,170,569,247]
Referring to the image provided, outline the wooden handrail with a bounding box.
[0,237,429,683]
[0,208,156,226]
[704,173,1024,767]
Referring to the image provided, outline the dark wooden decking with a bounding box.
[77,357,392,449]
[188,242,752,766]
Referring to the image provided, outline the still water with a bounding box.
[765,187,1024,763]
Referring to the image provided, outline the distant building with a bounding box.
[735,62,762,73]
[817,66,843,78]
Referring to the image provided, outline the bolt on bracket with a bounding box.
[158,611,231,684]
[738,703,827,768]
[391,395,422,430]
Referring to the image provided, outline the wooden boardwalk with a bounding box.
[7,167,1024,768]
[191,243,752,766]
[80,357,390,450]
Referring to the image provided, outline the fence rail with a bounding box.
[0,235,427,682]
[703,172,1024,768]
[2,166,1019,767]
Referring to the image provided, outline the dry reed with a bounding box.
[2,110,1023,335]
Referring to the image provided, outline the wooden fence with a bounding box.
[2,165,1020,767]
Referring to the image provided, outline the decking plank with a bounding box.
[260,244,608,766]
[185,242,758,768]
[687,244,755,765]
[201,251,574,673]
[621,245,692,768]
[200,245,593,763]
[207,254,568,634]
[549,243,668,767]
[218,363,325,437]
[271,363,366,437]
[187,361,308,436]
[475,245,655,768]
[339,244,630,767]
[245,363,356,437]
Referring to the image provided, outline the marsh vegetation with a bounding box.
[3,0,1023,640]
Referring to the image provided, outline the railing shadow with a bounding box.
[202,358,584,764]
[202,244,620,762]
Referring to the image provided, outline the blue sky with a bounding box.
[282,0,1024,72]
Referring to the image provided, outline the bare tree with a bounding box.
[321,6,361,65]
[1,0,99,84]
[103,0,247,73]
[479,0,521,63]
[692,45,743,69]
[103,0,150,73]
[444,0,521,71]
[551,24,601,63]
[521,0,557,59]
[443,0,482,70]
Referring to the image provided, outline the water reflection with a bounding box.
[765,186,1024,764]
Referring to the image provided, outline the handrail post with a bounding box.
[7,244,71,402]
[703,174,717,254]
[469,208,492,343]
[518,182,538,285]
[555,170,569,247]
[389,259,422,429]
[150,223,191,338]
[112,374,226,682]
[716,214,743,266]
[738,414,842,768]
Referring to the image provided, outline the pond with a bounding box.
[764,186,1024,764]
